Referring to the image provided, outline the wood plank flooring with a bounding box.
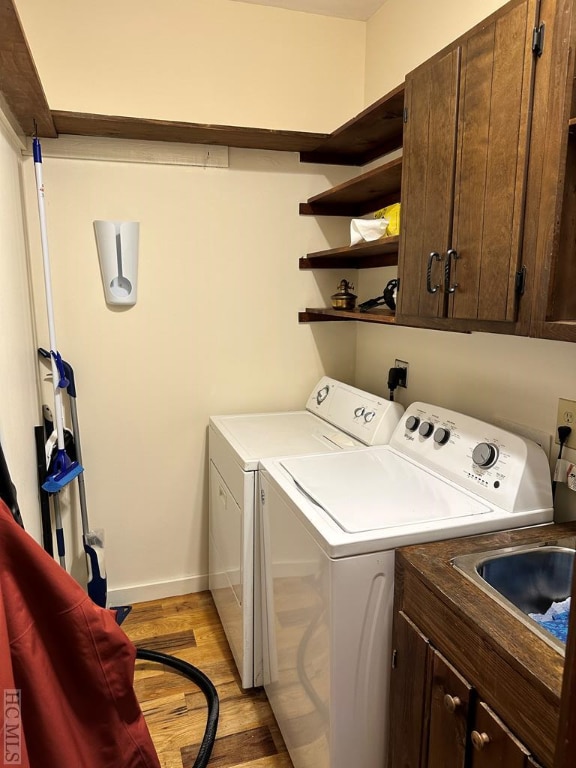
[122,591,294,768]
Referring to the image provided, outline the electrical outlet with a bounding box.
[556,398,576,450]
[394,359,409,388]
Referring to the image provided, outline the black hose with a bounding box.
[135,648,219,768]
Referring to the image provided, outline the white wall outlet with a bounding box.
[394,359,409,387]
[556,398,576,449]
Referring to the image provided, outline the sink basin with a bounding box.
[452,538,575,654]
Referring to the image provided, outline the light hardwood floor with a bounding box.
[122,591,294,768]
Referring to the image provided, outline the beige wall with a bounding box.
[14,0,366,133]
[360,1,576,521]
[10,0,576,601]
[365,0,507,101]
[23,145,358,601]
[0,109,42,541]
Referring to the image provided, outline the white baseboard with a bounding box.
[107,574,209,606]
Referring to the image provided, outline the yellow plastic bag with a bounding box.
[374,203,401,236]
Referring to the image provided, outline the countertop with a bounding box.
[395,520,576,765]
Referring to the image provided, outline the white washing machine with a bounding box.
[258,402,554,768]
[209,377,404,688]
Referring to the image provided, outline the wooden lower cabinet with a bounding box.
[470,701,534,768]
[388,612,543,768]
[428,650,472,768]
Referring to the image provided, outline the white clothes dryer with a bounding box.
[208,377,404,688]
[258,402,554,768]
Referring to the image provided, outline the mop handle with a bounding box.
[33,139,67,452]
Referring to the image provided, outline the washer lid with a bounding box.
[279,449,491,533]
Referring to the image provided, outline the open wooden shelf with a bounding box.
[300,84,405,166]
[537,319,576,343]
[299,156,402,217]
[51,111,329,152]
[299,307,397,324]
[299,236,399,269]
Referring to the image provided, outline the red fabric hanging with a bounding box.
[0,499,160,768]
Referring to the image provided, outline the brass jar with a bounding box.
[331,279,357,310]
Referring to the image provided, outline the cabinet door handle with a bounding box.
[445,248,459,294]
[443,694,462,713]
[426,252,442,294]
[471,731,491,751]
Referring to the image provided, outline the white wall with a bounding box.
[365,0,506,102]
[0,107,42,540]
[22,143,357,601]
[13,0,366,134]
[360,1,576,521]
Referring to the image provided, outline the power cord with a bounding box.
[552,425,572,500]
[387,367,405,401]
[558,425,572,458]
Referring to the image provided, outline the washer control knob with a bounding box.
[364,410,375,423]
[316,385,329,405]
[354,406,365,418]
[418,421,434,438]
[472,442,499,468]
[406,415,420,432]
[434,427,451,445]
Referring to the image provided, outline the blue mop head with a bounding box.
[42,449,84,492]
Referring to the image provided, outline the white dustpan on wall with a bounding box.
[94,220,139,306]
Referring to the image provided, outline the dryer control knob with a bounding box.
[364,410,375,423]
[354,406,365,418]
[316,385,330,405]
[419,421,434,438]
[472,442,499,468]
[406,415,420,432]
[434,427,451,445]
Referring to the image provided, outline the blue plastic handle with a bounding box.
[61,361,76,398]
[38,348,76,397]
[33,137,42,163]
[52,352,69,390]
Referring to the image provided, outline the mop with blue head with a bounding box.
[33,137,84,493]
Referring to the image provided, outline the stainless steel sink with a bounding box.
[452,538,575,655]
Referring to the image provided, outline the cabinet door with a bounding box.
[470,701,532,768]
[398,0,540,326]
[427,649,474,768]
[397,47,460,320]
[449,0,539,322]
[388,611,433,768]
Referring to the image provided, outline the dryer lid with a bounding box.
[211,411,361,464]
[280,449,491,534]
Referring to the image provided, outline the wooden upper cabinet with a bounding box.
[396,47,460,320]
[529,0,576,343]
[397,0,540,327]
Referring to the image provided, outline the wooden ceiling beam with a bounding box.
[0,0,56,137]
[0,1,327,152]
